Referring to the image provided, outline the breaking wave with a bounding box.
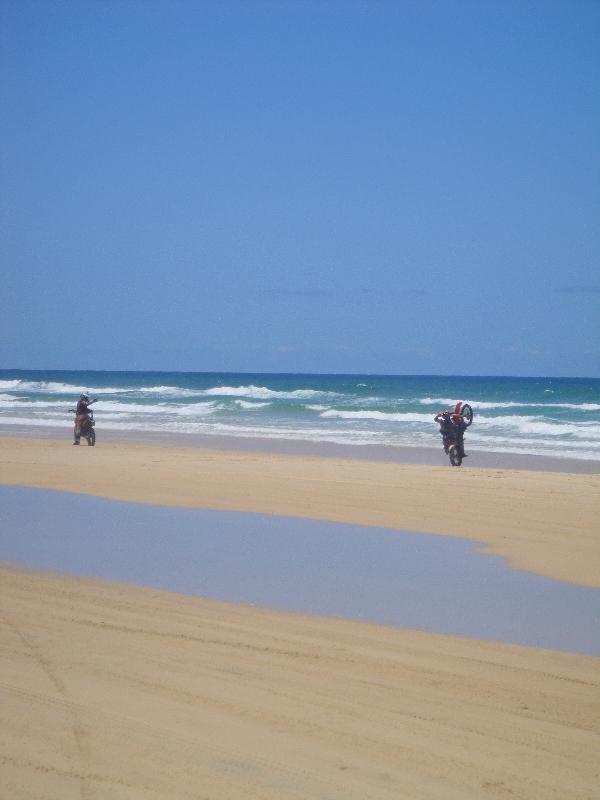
[1,371,599,461]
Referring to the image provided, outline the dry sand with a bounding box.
[1,435,600,799]
[1,566,599,800]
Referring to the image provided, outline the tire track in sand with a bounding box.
[0,606,93,800]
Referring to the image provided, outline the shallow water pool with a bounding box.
[1,485,598,655]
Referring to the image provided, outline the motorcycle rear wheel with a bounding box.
[449,444,462,466]
[86,429,96,446]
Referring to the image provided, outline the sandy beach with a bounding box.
[5,0,600,793]
[1,436,599,586]
[1,566,599,800]
[1,435,600,799]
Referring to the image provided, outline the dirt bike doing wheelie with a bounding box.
[70,408,96,446]
[434,402,473,466]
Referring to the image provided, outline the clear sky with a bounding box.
[2,0,599,377]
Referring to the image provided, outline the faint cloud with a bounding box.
[358,288,428,296]
[265,289,335,298]
[262,287,428,299]
[554,285,600,295]
[274,345,297,353]
[396,345,433,356]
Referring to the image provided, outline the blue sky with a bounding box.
[2,0,599,376]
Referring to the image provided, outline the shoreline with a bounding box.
[1,434,599,587]
[2,422,599,474]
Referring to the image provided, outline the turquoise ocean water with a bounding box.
[1,370,599,461]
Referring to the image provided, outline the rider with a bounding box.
[451,401,468,458]
[435,401,468,458]
[434,410,455,453]
[73,394,97,445]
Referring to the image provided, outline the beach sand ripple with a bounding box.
[1,567,599,800]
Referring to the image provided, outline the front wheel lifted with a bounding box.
[449,444,462,466]
[461,403,473,427]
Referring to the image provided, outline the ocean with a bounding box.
[1,370,599,461]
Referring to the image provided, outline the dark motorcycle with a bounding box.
[435,403,473,466]
[71,409,96,446]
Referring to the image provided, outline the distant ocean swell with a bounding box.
[1,371,599,461]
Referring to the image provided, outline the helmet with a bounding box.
[80,394,89,401]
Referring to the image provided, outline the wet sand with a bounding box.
[1,436,599,586]
[1,434,600,799]
[3,422,600,473]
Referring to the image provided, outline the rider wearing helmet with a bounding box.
[73,393,97,444]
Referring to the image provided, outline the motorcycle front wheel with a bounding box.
[461,403,473,427]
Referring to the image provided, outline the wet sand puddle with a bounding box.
[1,486,599,655]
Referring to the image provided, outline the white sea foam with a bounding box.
[137,385,188,394]
[420,397,539,410]
[0,416,73,427]
[464,432,600,460]
[320,409,431,423]
[558,403,600,411]
[99,400,221,416]
[198,384,338,401]
[474,400,600,411]
[0,397,222,419]
[0,398,77,409]
[418,397,460,407]
[234,400,271,409]
[7,381,92,394]
[419,396,600,411]
[0,380,133,395]
[0,380,202,397]
[474,414,600,438]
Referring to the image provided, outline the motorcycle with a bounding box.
[435,403,473,467]
[71,408,96,446]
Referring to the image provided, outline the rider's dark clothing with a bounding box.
[453,417,467,435]
[76,399,93,416]
[435,413,454,447]
[74,398,95,443]
[435,413,466,455]
[453,417,467,456]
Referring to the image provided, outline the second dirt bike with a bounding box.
[71,409,96,446]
